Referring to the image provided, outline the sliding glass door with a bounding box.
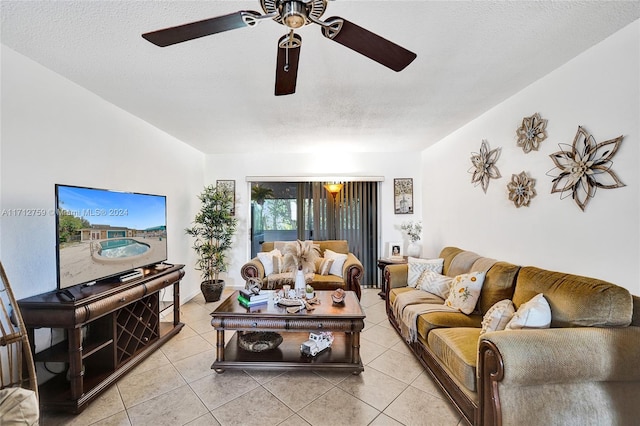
[250,180,379,286]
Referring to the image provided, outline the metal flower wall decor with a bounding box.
[547,126,625,211]
[516,113,548,153]
[469,139,501,193]
[507,171,536,208]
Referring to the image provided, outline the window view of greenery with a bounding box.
[250,182,316,257]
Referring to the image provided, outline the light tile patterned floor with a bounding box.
[41,288,465,426]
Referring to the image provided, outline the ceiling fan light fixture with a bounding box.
[282,1,307,29]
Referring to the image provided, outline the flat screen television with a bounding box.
[55,184,168,289]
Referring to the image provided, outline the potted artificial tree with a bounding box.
[186,184,238,302]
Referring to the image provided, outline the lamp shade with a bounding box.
[324,183,343,198]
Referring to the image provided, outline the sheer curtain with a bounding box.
[302,181,379,286]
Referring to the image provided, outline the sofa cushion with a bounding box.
[315,258,334,276]
[446,251,482,277]
[444,271,486,314]
[389,286,415,306]
[417,311,482,340]
[506,293,551,330]
[308,274,346,290]
[439,247,465,276]
[512,267,632,327]
[417,270,452,298]
[477,261,520,314]
[257,249,281,275]
[324,249,348,277]
[428,327,481,392]
[407,257,444,287]
[481,299,515,334]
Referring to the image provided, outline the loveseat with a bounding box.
[240,240,363,299]
[385,246,640,425]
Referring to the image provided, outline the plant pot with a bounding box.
[201,279,225,302]
[407,242,421,257]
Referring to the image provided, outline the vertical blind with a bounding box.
[302,181,379,286]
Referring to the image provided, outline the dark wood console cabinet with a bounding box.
[17,264,185,413]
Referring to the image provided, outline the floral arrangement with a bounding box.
[401,221,422,243]
[283,240,320,273]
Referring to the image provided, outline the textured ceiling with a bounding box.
[2,1,638,154]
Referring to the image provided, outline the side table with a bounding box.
[376,257,408,299]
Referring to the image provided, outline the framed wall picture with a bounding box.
[216,180,236,215]
[387,241,403,259]
[394,178,413,214]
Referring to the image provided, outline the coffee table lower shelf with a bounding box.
[212,331,363,375]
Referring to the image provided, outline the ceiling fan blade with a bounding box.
[275,33,302,96]
[319,17,416,72]
[142,11,263,47]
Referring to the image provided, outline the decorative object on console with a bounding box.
[394,178,413,214]
[300,332,334,357]
[245,277,263,294]
[305,284,315,299]
[387,241,403,259]
[507,171,537,208]
[331,288,346,304]
[401,220,422,257]
[516,112,548,153]
[469,139,501,193]
[283,240,320,296]
[186,184,238,302]
[238,331,283,352]
[216,180,236,216]
[547,126,625,212]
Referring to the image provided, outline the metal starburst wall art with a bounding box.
[516,112,548,153]
[469,139,501,193]
[547,126,625,212]
[507,171,536,208]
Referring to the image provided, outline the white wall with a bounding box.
[203,151,422,286]
[420,20,640,295]
[0,46,205,302]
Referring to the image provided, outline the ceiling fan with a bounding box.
[142,0,417,96]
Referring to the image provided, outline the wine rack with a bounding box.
[18,264,184,413]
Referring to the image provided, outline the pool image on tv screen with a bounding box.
[55,184,168,289]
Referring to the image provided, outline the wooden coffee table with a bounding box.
[210,290,365,374]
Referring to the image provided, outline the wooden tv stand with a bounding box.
[17,264,185,413]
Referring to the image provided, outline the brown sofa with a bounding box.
[385,246,640,425]
[240,240,363,299]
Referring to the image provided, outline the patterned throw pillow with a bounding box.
[257,249,281,275]
[505,293,551,330]
[407,257,444,287]
[444,271,486,314]
[273,255,287,274]
[417,270,453,299]
[315,258,334,276]
[324,249,348,277]
[481,299,515,334]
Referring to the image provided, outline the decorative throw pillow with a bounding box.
[444,271,486,314]
[417,270,453,299]
[505,293,551,330]
[315,258,334,276]
[323,249,348,277]
[257,249,281,276]
[273,255,287,274]
[481,299,516,334]
[407,257,445,287]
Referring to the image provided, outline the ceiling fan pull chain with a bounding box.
[284,29,294,72]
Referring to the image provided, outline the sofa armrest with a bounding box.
[343,253,363,299]
[385,264,408,289]
[481,327,640,385]
[240,258,265,282]
[478,326,640,425]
